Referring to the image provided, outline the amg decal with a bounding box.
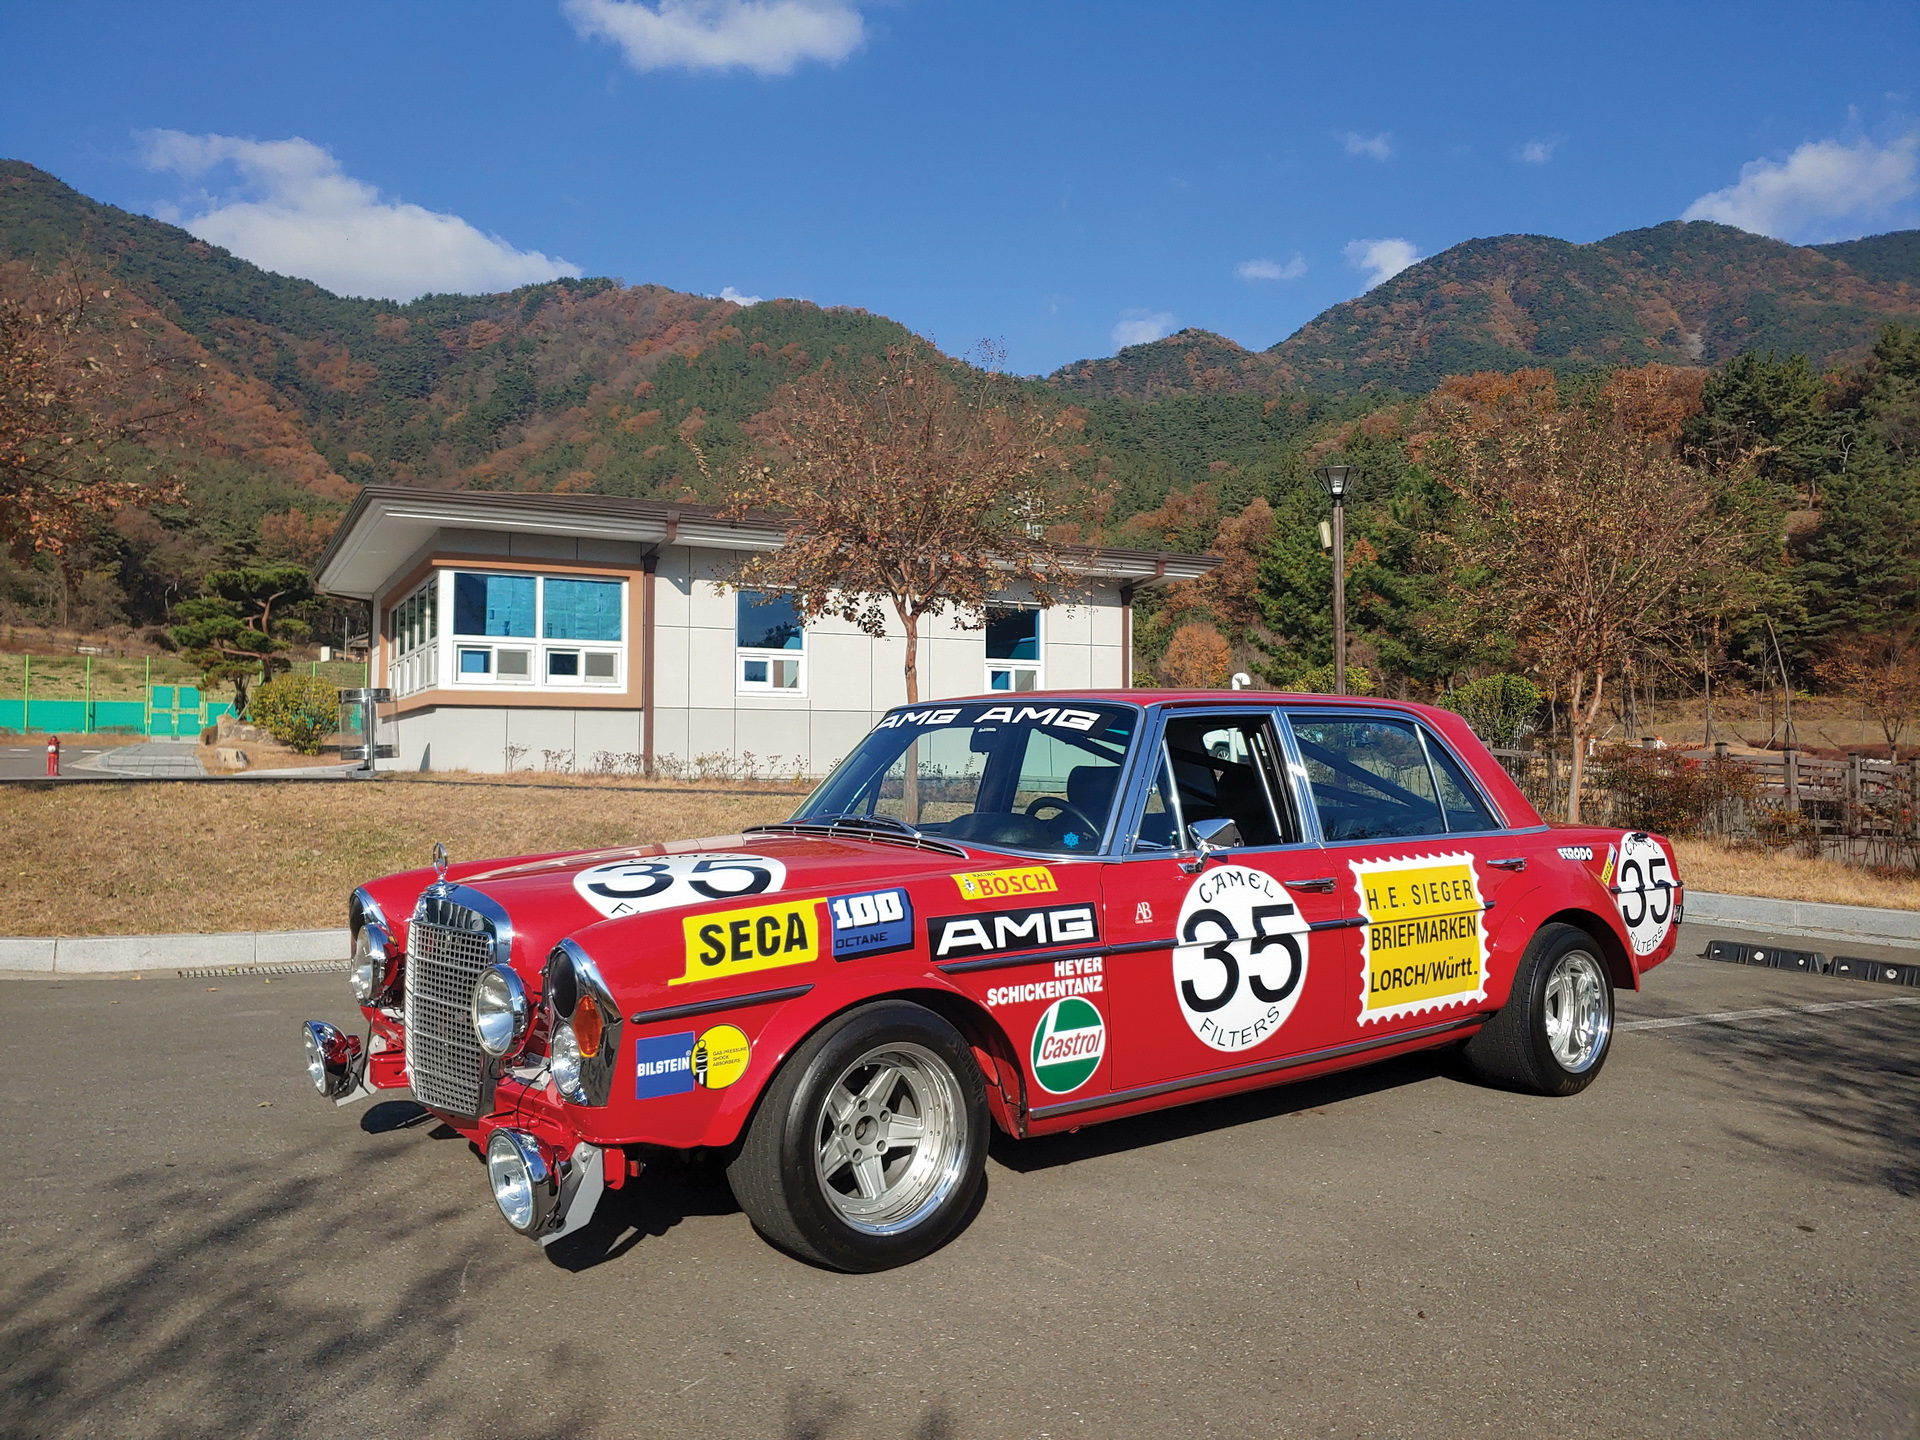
[928,904,1099,959]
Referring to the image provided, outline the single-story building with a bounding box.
[314,486,1216,775]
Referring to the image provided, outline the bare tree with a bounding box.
[1819,627,1920,761]
[719,343,1084,704]
[1421,369,1754,820]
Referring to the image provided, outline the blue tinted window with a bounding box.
[987,607,1039,660]
[738,590,803,650]
[547,651,580,677]
[458,648,491,675]
[543,578,622,641]
[453,573,535,637]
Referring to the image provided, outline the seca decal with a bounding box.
[828,887,915,959]
[1173,865,1309,1052]
[1351,853,1489,1025]
[1029,996,1106,1094]
[1557,845,1594,861]
[635,1031,696,1099]
[954,866,1058,901]
[675,897,821,985]
[986,956,1103,1007]
[692,1024,752,1088]
[1615,832,1676,957]
[574,853,786,920]
[929,904,1099,959]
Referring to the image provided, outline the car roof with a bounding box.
[905,689,1451,720]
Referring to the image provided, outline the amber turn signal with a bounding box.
[574,992,603,1058]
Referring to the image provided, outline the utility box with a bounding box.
[338,688,396,771]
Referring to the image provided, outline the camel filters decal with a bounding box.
[1615,832,1677,957]
[1173,865,1310,1052]
[1351,852,1488,1025]
[1029,995,1106,1094]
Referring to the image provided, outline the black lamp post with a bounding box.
[1313,465,1355,695]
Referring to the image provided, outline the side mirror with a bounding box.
[1180,817,1243,872]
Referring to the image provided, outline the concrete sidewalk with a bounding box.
[78,739,206,778]
[0,928,348,974]
[1688,890,1920,947]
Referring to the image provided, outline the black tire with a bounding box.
[1464,923,1615,1096]
[728,1000,989,1271]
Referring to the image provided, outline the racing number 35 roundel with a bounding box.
[573,853,786,920]
[1615,832,1676,957]
[1173,865,1309,1052]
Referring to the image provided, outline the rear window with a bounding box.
[1289,716,1445,841]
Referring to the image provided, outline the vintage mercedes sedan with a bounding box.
[303,691,1682,1270]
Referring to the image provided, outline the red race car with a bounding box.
[303,692,1681,1270]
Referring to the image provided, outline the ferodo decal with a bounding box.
[575,853,786,920]
[1352,852,1488,1025]
[928,904,1098,959]
[1557,845,1594,861]
[828,887,915,959]
[692,1024,752,1088]
[1029,996,1106,1094]
[1615,832,1676,957]
[986,956,1102,1007]
[635,1031,696,1099]
[953,866,1057,901]
[1173,864,1309,1052]
[675,897,821,984]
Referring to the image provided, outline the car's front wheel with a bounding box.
[1464,922,1615,1095]
[728,1000,988,1271]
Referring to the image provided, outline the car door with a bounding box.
[1283,709,1524,1042]
[1101,707,1359,1092]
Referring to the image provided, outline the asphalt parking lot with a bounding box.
[3,921,1916,1440]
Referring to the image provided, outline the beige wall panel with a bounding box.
[507,532,579,561]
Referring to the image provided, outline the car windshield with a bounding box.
[794,700,1139,855]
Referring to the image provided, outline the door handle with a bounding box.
[1284,877,1337,893]
[1487,856,1527,871]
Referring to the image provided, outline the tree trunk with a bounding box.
[900,606,921,823]
[1565,667,1606,824]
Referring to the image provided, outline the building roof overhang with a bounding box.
[314,486,1218,600]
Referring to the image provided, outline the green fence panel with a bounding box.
[0,700,22,733]
[153,685,175,710]
[206,703,233,727]
[19,700,88,734]
[94,701,146,733]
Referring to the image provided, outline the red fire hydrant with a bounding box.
[45,735,60,777]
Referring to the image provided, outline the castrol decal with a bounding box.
[1352,852,1488,1025]
[1029,996,1106,1094]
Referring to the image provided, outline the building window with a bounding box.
[986,606,1041,692]
[737,589,805,693]
[388,579,439,699]
[447,570,625,690]
[543,577,622,641]
[454,572,535,638]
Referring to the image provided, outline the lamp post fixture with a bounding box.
[1313,465,1356,695]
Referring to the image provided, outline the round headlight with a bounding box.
[485,1129,554,1234]
[471,964,530,1058]
[302,1023,330,1093]
[348,921,393,1005]
[551,1020,585,1102]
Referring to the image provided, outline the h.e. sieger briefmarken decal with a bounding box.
[1351,852,1489,1025]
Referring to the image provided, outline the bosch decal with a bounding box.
[953,866,1057,901]
[827,887,915,959]
[1173,864,1310,1052]
[1351,852,1489,1024]
[928,903,1099,959]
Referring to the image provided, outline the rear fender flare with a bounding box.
[1539,906,1638,992]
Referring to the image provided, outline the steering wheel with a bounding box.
[1024,795,1101,838]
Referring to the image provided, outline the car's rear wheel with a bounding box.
[1464,923,1614,1095]
[728,1000,988,1271]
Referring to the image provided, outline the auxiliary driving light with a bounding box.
[486,1129,557,1235]
[550,1020,585,1102]
[470,963,530,1059]
[301,1020,363,1100]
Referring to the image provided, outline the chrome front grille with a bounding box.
[404,894,500,1116]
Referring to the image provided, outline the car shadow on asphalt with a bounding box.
[543,1148,746,1272]
[990,1050,1461,1173]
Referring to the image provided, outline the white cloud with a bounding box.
[1343,237,1421,290]
[1111,310,1177,348]
[1235,254,1308,282]
[139,131,578,302]
[1517,136,1560,165]
[564,0,864,75]
[1683,131,1920,242]
[719,285,764,305]
[1342,131,1393,161]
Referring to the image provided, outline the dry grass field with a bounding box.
[0,774,803,936]
[1673,838,1920,912]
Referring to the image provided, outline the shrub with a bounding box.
[1289,662,1375,696]
[1588,745,1760,837]
[249,675,340,754]
[1439,674,1542,748]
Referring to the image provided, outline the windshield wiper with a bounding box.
[819,811,923,838]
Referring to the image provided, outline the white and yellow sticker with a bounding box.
[675,898,821,985]
[692,1024,752,1088]
[1352,852,1489,1024]
[953,866,1058,901]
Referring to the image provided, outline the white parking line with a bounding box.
[1622,995,1920,1032]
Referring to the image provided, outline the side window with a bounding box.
[1424,732,1501,832]
[1290,716,1445,841]
[1134,715,1298,850]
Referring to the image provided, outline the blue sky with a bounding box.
[3,1,1917,375]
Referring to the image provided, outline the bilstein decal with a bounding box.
[1173,864,1309,1052]
[575,853,786,920]
[635,1031,696,1099]
[675,898,821,984]
[827,887,914,959]
[928,904,1098,959]
[1352,852,1488,1024]
[692,1024,752,1088]
[986,956,1103,1008]
[1615,832,1676,957]
[1029,996,1106,1094]
[953,866,1058,901]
